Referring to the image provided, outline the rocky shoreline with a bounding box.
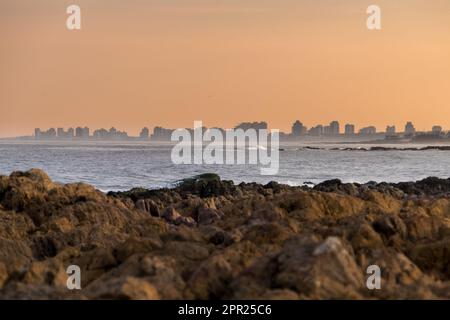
[302,145,450,151]
[0,169,449,299]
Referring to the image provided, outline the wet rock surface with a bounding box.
[0,169,449,299]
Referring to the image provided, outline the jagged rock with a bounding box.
[162,206,181,222]
[394,177,450,195]
[135,199,147,212]
[408,238,450,279]
[174,216,196,227]
[207,229,237,247]
[313,179,343,191]
[350,223,384,250]
[187,255,233,299]
[373,215,407,238]
[139,255,185,299]
[178,173,237,197]
[229,236,365,299]
[1,169,450,300]
[135,199,160,217]
[0,263,8,289]
[197,207,223,225]
[274,236,364,299]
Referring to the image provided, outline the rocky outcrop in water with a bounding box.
[329,146,450,151]
[0,170,449,299]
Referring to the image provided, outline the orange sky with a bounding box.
[1,0,450,137]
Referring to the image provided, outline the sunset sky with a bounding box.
[1,0,450,137]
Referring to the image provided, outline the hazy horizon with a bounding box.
[1,0,450,138]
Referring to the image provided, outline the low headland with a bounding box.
[0,169,449,299]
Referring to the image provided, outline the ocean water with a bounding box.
[1,140,450,192]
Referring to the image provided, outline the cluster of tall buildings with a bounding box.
[35,127,127,140]
[34,122,270,141]
[150,127,174,141]
[289,120,447,139]
[291,120,369,137]
[295,121,340,137]
[92,127,128,140]
[35,127,89,140]
[149,122,269,141]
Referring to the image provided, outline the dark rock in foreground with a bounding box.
[0,169,449,299]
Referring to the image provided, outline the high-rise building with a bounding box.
[344,124,355,135]
[57,128,74,138]
[309,125,323,136]
[151,127,174,141]
[330,121,340,135]
[83,127,90,138]
[75,127,83,138]
[34,128,57,139]
[234,122,268,131]
[432,126,442,135]
[359,126,377,135]
[57,128,65,138]
[291,121,307,137]
[109,127,117,135]
[139,127,150,140]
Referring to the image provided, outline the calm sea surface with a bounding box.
[1,141,450,192]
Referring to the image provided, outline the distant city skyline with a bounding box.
[2,1,450,138]
[4,118,450,139]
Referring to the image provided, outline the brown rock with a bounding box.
[162,207,181,222]
[1,169,450,300]
[0,263,8,289]
[197,207,223,225]
[351,223,384,250]
[86,276,160,300]
[274,236,364,299]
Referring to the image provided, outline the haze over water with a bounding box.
[1,141,450,192]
